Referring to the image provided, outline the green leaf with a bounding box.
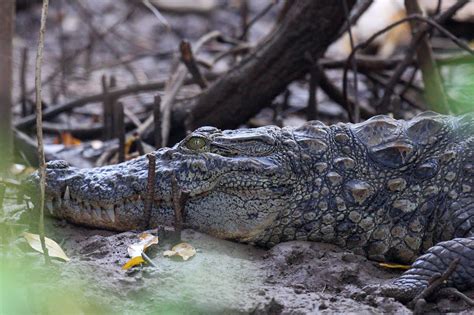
[438,54,474,114]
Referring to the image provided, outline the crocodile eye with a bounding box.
[186,137,207,151]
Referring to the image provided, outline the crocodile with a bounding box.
[33,112,473,302]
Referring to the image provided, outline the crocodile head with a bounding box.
[33,125,307,242]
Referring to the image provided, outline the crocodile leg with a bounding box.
[378,237,474,303]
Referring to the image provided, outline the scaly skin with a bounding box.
[31,112,474,301]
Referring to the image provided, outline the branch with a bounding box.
[188,0,357,131]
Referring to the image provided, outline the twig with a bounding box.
[240,1,276,40]
[409,258,460,310]
[343,0,359,122]
[20,47,29,117]
[109,75,116,89]
[400,65,419,97]
[337,0,374,37]
[211,43,253,65]
[362,70,426,110]
[25,7,137,97]
[35,0,51,265]
[102,75,113,140]
[141,251,158,268]
[437,287,474,306]
[88,50,173,73]
[83,30,94,79]
[18,82,168,130]
[342,10,473,111]
[435,0,443,15]
[138,30,221,146]
[180,40,208,89]
[16,73,219,130]
[374,0,471,110]
[239,0,249,41]
[307,63,319,121]
[115,101,125,163]
[153,95,162,148]
[318,66,375,119]
[71,0,147,84]
[143,153,156,229]
[321,55,406,70]
[141,0,170,30]
[58,0,67,97]
[171,174,189,239]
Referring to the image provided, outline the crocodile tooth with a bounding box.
[91,202,102,221]
[105,205,115,223]
[92,208,101,221]
[82,209,92,221]
[95,208,102,219]
[114,204,121,218]
[64,186,70,200]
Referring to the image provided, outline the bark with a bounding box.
[186,0,356,130]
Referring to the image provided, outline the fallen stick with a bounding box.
[410,258,460,310]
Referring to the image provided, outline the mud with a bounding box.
[16,219,467,314]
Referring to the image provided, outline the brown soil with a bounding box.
[29,219,473,314]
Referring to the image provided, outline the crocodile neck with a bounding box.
[256,119,464,264]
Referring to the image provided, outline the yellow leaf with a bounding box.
[122,233,158,270]
[127,233,159,258]
[163,243,196,261]
[22,232,70,262]
[122,256,145,270]
[379,262,411,270]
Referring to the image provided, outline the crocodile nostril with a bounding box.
[46,160,70,169]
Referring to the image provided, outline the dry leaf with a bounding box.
[122,232,158,269]
[54,132,81,147]
[163,243,196,261]
[122,256,145,270]
[127,232,158,257]
[10,163,36,176]
[379,262,411,270]
[22,232,70,262]
[125,137,135,157]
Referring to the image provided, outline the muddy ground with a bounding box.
[9,217,470,315]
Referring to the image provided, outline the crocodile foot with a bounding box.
[366,237,474,304]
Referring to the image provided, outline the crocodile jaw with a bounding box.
[32,130,297,240]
